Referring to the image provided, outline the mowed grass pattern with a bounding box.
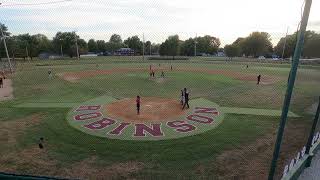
[1,58,319,179]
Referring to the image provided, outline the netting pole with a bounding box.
[268,0,313,179]
[305,97,320,167]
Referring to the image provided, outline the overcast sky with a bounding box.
[1,0,320,45]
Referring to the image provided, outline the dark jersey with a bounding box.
[184,92,189,101]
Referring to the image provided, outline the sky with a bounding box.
[1,0,320,46]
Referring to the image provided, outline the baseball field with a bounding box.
[0,57,319,179]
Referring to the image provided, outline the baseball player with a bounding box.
[161,71,165,78]
[0,77,3,88]
[136,96,141,115]
[182,88,190,109]
[257,74,261,85]
[180,89,184,106]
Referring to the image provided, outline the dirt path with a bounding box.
[0,79,14,101]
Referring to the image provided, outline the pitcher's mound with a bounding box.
[106,97,186,122]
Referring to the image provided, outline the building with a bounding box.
[39,53,62,60]
[115,48,135,56]
[217,51,225,57]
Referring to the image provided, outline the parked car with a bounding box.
[103,51,112,56]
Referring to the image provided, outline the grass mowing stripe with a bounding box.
[14,103,78,108]
[221,107,299,117]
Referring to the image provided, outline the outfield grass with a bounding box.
[1,57,319,179]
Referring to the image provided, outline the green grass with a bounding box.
[1,57,319,179]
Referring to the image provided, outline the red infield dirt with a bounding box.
[58,67,281,84]
[106,97,186,123]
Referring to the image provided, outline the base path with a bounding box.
[0,79,14,101]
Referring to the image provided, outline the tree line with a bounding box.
[1,23,320,59]
[224,31,320,59]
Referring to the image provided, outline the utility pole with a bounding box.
[281,27,289,60]
[0,26,13,73]
[142,33,145,61]
[74,32,79,60]
[60,38,63,57]
[25,46,30,62]
[268,0,313,179]
[150,43,152,56]
[194,33,197,57]
[60,45,63,57]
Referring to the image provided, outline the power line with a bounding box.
[0,0,71,7]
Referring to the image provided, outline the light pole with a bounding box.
[0,26,13,73]
[142,33,145,60]
[59,38,63,57]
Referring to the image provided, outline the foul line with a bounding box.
[221,107,299,117]
[15,102,78,108]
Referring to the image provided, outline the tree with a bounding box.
[274,31,318,58]
[159,35,180,59]
[29,34,52,58]
[196,35,221,55]
[96,40,106,52]
[9,33,51,59]
[303,33,320,58]
[224,44,240,59]
[108,34,124,53]
[241,32,273,57]
[151,43,160,55]
[88,39,98,53]
[53,32,87,58]
[76,38,88,55]
[274,35,296,58]
[180,38,195,56]
[15,34,32,59]
[109,34,122,44]
[0,23,11,59]
[124,35,143,55]
[0,23,10,36]
[231,37,245,56]
[145,41,152,55]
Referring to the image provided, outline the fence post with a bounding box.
[267,0,313,179]
[305,97,320,167]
